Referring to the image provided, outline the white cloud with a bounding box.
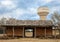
[55,0,60,3]
[12,8,37,19]
[1,1,12,6]
[50,6,60,14]
[0,0,16,9]
[0,7,38,19]
[27,7,37,14]
[35,0,53,6]
[0,0,59,20]
[12,8,26,19]
[0,13,11,19]
[14,7,37,15]
[0,8,25,19]
[47,6,60,20]
[43,0,53,3]
[15,9,25,15]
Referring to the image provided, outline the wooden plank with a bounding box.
[34,27,36,38]
[13,27,14,38]
[23,27,24,38]
[55,27,57,39]
[14,27,23,36]
[3,27,5,36]
[45,27,46,38]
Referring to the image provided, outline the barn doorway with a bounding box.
[24,27,34,38]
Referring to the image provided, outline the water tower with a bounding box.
[37,7,49,20]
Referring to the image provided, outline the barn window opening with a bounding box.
[0,28,4,34]
[24,27,34,37]
[25,29,33,32]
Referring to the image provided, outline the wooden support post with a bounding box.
[3,27,5,36]
[45,27,46,38]
[59,28,60,36]
[55,27,56,39]
[13,27,14,38]
[58,27,60,38]
[34,27,36,38]
[23,27,24,38]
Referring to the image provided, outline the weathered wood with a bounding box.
[34,27,36,38]
[54,27,57,39]
[13,27,14,38]
[59,29,60,36]
[36,27,45,37]
[3,27,6,36]
[23,27,24,38]
[6,27,13,36]
[14,26,23,36]
[45,27,46,38]
[1,20,53,26]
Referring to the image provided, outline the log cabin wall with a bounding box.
[5,26,52,38]
[6,26,23,37]
[36,27,52,37]
[36,27,45,37]
[46,27,52,36]
[14,26,23,37]
[6,26,13,36]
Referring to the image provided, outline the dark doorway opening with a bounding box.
[24,27,34,38]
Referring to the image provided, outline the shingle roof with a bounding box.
[0,20,53,26]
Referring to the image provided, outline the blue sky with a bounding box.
[0,0,60,20]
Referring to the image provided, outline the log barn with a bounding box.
[0,20,60,39]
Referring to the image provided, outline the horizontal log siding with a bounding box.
[36,27,52,37]
[6,26,23,37]
[46,28,52,36]
[14,26,23,36]
[6,27,13,36]
[36,27,45,37]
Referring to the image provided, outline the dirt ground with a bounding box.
[0,38,60,42]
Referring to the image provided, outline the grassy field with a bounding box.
[0,38,60,42]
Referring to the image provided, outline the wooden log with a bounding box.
[13,27,14,38]
[34,27,36,38]
[45,27,46,38]
[23,27,24,38]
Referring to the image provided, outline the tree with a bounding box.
[6,18,17,25]
[51,11,60,24]
[0,17,7,24]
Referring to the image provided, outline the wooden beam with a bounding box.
[58,27,60,38]
[34,27,36,38]
[45,27,46,38]
[3,27,5,36]
[23,27,24,38]
[13,27,14,38]
[55,27,56,39]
